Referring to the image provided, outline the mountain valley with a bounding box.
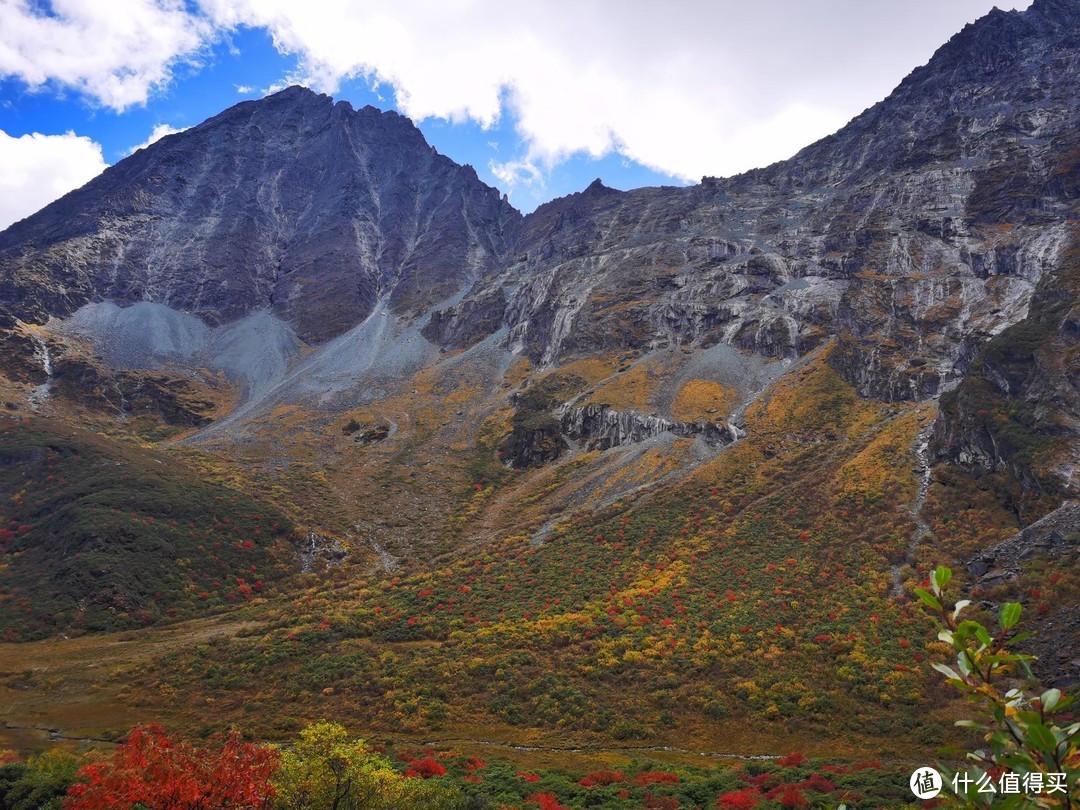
[0,2,1078,806]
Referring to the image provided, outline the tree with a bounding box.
[271,721,461,810]
[0,749,82,810]
[64,724,278,810]
[916,565,1079,808]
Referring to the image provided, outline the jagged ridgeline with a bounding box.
[0,0,1077,760]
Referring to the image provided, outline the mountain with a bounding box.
[0,86,519,343]
[0,0,1077,768]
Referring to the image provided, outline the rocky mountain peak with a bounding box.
[0,84,521,342]
[1030,0,1080,26]
[582,178,618,196]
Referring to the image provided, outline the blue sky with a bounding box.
[0,1,1033,229]
[0,24,678,201]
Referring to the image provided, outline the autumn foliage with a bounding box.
[64,725,279,810]
[403,757,448,778]
[716,789,760,810]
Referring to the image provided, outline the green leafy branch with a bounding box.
[916,565,1078,808]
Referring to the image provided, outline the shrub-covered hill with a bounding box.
[0,416,297,639]
[135,351,1073,755]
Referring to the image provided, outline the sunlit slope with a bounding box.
[130,352,982,752]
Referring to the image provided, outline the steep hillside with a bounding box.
[0,418,298,639]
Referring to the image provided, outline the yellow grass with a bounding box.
[671,379,738,422]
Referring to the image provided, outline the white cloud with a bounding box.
[489,157,544,192]
[235,84,254,94]
[0,0,1038,191]
[0,130,107,230]
[0,0,211,110]
[195,0,1035,185]
[125,122,187,155]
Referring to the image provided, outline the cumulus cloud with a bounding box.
[0,0,1036,187]
[195,0,1033,183]
[489,158,544,192]
[125,122,187,155]
[0,130,107,230]
[0,0,211,110]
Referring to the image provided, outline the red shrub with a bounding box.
[777,752,806,767]
[464,757,487,772]
[717,788,760,809]
[404,757,447,778]
[64,725,278,809]
[741,772,779,790]
[525,791,569,810]
[768,784,808,809]
[799,774,836,793]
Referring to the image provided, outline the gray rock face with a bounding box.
[0,0,1077,489]
[421,286,507,349]
[560,404,735,451]
[0,86,520,343]
[930,234,1080,493]
[438,0,1079,404]
[499,424,568,470]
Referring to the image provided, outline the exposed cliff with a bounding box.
[560,404,735,452]
[932,231,1080,497]
[432,0,1079,407]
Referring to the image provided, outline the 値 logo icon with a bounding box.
[910,767,943,799]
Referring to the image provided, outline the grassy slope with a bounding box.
[0,416,297,638]
[118,351,1000,758]
[1,346,1073,793]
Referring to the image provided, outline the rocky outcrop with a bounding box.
[295,530,347,573]
[499,422,568,470]
[498,396,736,469]
[967,500,1079,582]
[342,419,392,445]
[421,287,507,350]
[932,233,1080,495]
[560,404,735,451]
[0,329,54,384]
